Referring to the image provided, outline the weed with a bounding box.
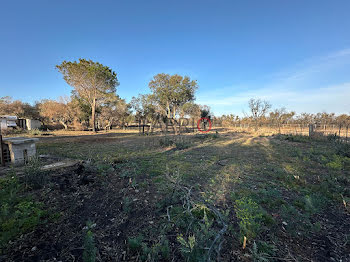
[283,134,310,143]
[0,172,46,252]
[247,241,270,262]
[335,143,350,158]
[128,235,144,253]
[23,157,47,189]
[257,187,286,210]
[234,197,263,242]
[83,221,97,262]
[279,204,320,236]
[28,129,42,136]
[326,154,343,170]
[159,137,174,147]
[128,234,170,261]
[177,234,196,254]
[327,133,339,142]
[122,197,133,213]
[96,162,114,175]
[175,141,191,150]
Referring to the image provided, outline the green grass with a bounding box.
[34,132,350,260]
[0,172,47,253]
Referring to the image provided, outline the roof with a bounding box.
[0,115,18,120]
[2,137,39,145]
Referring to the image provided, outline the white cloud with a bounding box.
[198,48,350,116]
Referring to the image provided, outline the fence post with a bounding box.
[309,124,314,137]
[0,126,4,166]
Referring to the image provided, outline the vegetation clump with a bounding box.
[0,172,46,253]
[234,197,263,242]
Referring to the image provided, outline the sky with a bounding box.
[0,0,350,116]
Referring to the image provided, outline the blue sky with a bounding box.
[0,0,350,116]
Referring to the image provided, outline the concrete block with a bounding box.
[2,137,39,166]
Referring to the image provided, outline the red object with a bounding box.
[197,117,212,133]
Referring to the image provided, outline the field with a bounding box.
[1,129,350,261]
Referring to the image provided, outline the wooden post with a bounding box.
[0,125,4,166]
[309,124,314,137]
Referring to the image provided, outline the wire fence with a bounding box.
[125,119,350,143]
[218,123,349,143]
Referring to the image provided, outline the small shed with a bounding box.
[0,115,18,130]
[17,119,42,130]
[2,137,39,166]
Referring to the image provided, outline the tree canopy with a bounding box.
[56,59,119,131]
[149,73,198,119]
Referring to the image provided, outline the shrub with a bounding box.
[284,134,310,143]
[175,141,191,150]
[159,137,174,147]
[327,133,339,142]
[128,234,170,261]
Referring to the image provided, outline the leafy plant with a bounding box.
[248,241,270,262]
[326,154,343,170]
[234,197,263,242]
[128,234,170,261]
[128,235,144,253]
[177,234,196,254]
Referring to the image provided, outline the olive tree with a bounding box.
[149,73,198,134]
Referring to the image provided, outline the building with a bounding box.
[17,118,42,130]
[0,115,18,130]
[0,116,42,131]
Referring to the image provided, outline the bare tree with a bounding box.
[248,98,271,130]
[269,108,295,133]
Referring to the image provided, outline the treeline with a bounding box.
[0,95,131,130]
[1,59,349,132]
[214,101,350,129]
[1,59,211,133]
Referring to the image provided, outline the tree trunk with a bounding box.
[59,120,68,130]
[91,98,96,132]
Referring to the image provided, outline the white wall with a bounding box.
[26,119,42,130]
[0,119,7,130]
